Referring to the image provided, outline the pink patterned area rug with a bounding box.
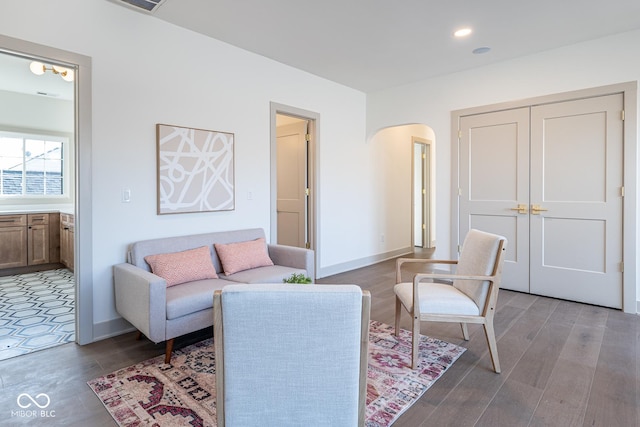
[88,320,465,427]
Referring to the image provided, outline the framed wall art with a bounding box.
[156,123,235,214]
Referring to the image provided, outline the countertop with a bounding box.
[0,205,75,215]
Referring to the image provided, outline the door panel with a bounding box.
[541,218,605,272]
[459,108,530,292]
[530,94,623,308]
[276,121,308,248]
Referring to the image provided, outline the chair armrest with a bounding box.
[395,257,458,283]
[267,244,315,280]
[113,263,167,343]
[412,272,495,284]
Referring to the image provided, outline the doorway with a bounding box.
[453,83,637,312]
[412,137,432,249]
[0,51,76,359]
[270,103,318,274]
[0,34,93,345]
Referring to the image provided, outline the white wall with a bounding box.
[0,89,73,133]
[367,29,640,306]
[0,0,368,338]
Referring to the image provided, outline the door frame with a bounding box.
[270,102,319,277]
[451,82,637,313]
[411,136,432,249]
[0,34,94,341]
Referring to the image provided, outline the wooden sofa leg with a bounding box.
[164,339,175,364]
[135,331,142,341]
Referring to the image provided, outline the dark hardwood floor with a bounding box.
[0,249,638,426]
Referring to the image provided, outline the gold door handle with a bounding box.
[510,204,528,214]
[531,204,548,215]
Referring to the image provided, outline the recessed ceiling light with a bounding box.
[454,28,472,38]
[472,47,491,54]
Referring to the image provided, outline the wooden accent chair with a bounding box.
[394,229,507,373]
[214,284,371,426]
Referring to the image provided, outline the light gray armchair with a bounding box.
[214,284,371,426]
[395,229,507,372]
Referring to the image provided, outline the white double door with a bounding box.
[458,93,624,308]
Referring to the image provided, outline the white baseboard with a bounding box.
[91,317,136,343]
[317,246,413,278]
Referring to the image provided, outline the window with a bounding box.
[0,132,66,197]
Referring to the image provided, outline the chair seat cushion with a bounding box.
[394,281,480,316]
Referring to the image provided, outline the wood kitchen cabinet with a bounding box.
[0,214,28,269]
[0,212,62,274]
[60,213,74,271]
[27,213,50,265]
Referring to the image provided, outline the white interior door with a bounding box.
[413,140,431,248]
[413,144,423,247]
[276,121,308,248]
[459,108,530,292]
[529,94,623,308]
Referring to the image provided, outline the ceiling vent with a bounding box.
[116,0,166,13]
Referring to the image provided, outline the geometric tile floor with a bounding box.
[0,268,75,361]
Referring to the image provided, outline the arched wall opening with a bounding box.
[369,123,437,254]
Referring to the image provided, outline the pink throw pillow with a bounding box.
[144,246,218,287]
[214,238,274,275]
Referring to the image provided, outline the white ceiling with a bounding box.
[146,0,640,92]
[3,0,640,99]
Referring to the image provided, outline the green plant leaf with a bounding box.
[283,273,312,284]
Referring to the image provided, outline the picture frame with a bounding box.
[156,123,235,214]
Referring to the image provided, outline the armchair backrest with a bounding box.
[214,284,370,427]
[453,229,507,312]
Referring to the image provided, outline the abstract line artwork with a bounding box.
[156,124,235,214]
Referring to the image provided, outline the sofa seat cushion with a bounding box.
[166,278,232,320]
[221,265,307,284]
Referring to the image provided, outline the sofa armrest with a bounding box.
[113,263,168,343]
[267,244,315,280]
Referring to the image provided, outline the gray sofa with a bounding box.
[113,228,314,362]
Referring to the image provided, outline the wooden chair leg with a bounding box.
[412,316,420,369]
[483,321,501,373]
[460,322,469,340]
[164,338,175,364]
[394,297,402,336]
